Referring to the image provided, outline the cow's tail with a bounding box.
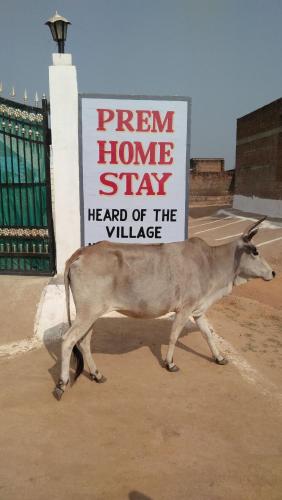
[73,345,84,381]
[64,258,84,381]
[64,261,72,328]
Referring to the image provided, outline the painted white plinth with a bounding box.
[49,53,81,274]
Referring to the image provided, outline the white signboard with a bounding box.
[79,95,191,245]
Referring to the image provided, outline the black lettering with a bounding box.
[112,209,120,221]
[137,226,145,238]
[153,208,178,222]
[105,225,162,239]
[88,209,95,221]
[106,226,115,238]
[171,209,177,221]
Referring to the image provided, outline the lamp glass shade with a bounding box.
[45,12,71,53]
[47,20,68,42]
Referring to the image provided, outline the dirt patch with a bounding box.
[1,327,282,500]
[0,276,49,345]
[208,294,282,387]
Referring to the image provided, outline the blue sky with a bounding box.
[1,0,282,169]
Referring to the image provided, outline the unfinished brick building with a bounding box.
[189,158,234,203]
[233,98,282,217]
[190,158,224,174]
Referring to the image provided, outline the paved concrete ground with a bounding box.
[1,204,282,500]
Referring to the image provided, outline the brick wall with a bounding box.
[189,171,234,197]
[235,98,282,200]
[190,158,224,173]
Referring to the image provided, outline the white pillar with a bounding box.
[49,53,81,274]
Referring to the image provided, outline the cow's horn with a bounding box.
[243,216,266,241]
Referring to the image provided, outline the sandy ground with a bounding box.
[0,205,282,500]
[0,276,48,345]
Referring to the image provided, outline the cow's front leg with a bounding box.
[193,314,228,365]
[165,310,191,372]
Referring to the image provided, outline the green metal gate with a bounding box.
[0,96,56,275]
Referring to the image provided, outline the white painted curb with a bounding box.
[217,209,282,229]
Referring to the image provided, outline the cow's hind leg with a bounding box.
[193,314,228,365]
[165,310,191,372]
[78,330,107,383]
[54,318,94,401]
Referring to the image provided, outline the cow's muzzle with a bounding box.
[264,270,276,281]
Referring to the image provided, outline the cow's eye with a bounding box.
[252,247,259,256]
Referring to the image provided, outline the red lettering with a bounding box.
[136,110,151,132]
[133,141,157,165]
[116,109,134,131]
[99,172,118,195]
[99,172,173,196]
[159,142,174,165]
[119,172,139,195]
[97,140,174,165]
[97,109,115,131]
[151,111,174,133]
[119,142,134,165]
[97,109,175,133]
[151,172,172,195]
[135,173,155,196]
[97,140,118,164]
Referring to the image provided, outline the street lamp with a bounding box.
[45,11,71,54]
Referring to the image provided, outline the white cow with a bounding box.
[54,217,275,400]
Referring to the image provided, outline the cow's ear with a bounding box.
[242,217,266,242]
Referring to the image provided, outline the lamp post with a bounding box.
[47,11,80,273]
[45,11,71,54]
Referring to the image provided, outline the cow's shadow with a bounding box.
[43,316,213,384]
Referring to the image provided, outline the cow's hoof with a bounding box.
[165,362,180,372]
[53,386,64,401]
[215,357,228,365]
[90,373,107,383]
